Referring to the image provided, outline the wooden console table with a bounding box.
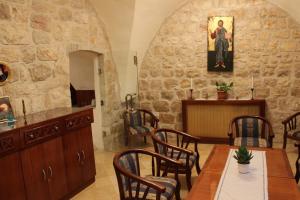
[0,107,96,200]
[182,99,266,143]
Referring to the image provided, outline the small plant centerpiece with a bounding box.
[216,81,233,100]
[233,146,254,174]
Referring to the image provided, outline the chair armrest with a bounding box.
[138,109,159,122]
[135,149,183,166]
[156,128,200,143]
[126,172,166,192]
[153,138,194,156]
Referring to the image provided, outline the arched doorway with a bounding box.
[69,50,105,150]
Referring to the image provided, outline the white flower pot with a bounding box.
[238,163,250,174]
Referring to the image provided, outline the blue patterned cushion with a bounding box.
[155,132,167,154]
[129,111,142,127]
[129,125,152,135]
[127,176,177,200]
[237,118,262,138]
[234,137,268,147]
[167,150,198,168]
[291,130,300,138]
[118,153,138,190]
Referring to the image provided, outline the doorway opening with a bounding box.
[69,50,105,149]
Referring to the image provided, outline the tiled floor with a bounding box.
[72,136,299,200]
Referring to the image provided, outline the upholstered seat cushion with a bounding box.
[127,110,154,135]
[288,128,300,138]
[234,137,268,147]
[129,124,154,135]
[128,176,177,200]
[166,150,198,168]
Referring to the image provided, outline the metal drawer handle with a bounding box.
[68,121,73,127]
[48,166,53,178]
[86,116,91,121]
[29,134,34,139]
[42,169,47,181]
[77,152,81,163]
[54,126,59,131]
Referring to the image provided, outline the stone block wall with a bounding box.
[0,0,123,137]
[139,0,300,142]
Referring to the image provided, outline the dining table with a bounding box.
[185,145,300,200]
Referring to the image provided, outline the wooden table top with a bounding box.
[186,145,300,200]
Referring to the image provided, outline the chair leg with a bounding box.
[175,183,181,200]
[124,132,129,146]
[196,162,201,175]
[144,136,147,144]
[186,170,192,191]
[283,136,287,149]
[295,172,300,183]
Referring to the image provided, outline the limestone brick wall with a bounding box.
[0,0,122,136]
[139,0,300,142]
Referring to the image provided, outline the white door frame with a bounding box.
[91,54,104,150]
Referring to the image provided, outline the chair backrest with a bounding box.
[153,131,168,155]
[114,152,139,197]
[230,116,272,139]
[128,110,142,127]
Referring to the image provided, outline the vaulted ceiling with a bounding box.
[89,0,300,98]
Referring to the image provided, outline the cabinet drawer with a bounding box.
[65,110,93,131]
[22,121,62,146]
[0,131,19,156]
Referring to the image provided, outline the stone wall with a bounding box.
[139,0,300,142]
[0,0,123,136]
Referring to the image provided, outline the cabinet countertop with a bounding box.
[0,106,93,135]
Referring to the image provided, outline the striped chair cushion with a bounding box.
[287,128,300,138]
[129,123,154,135]
[129,110,142,127]
[236,118,263,138]
[166,150,198,168]
[118,153,138,190]
[234,137,268,148]
[155,132,167,154]
[126,176,177,200]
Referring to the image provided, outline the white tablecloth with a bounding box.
[214,149,268,200]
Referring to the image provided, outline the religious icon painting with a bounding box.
[207,16,234,72]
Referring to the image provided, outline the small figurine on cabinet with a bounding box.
[0,96,15,123]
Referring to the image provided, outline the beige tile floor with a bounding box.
[72,136,299,200]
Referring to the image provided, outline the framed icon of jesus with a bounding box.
[208,16,234,72]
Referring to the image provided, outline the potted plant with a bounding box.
[216,82,233,100]
[233,146,253,174]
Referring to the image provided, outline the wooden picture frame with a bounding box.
[208,16,234,72]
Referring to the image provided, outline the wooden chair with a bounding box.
[113,149,181,200]
[123,109,159,146]
[228,115,275,148]
[151,129,201,191]
[282,112,300,149]
[295,143,300,183]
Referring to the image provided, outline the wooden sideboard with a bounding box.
[0,107,96,200]
[182,100,266,143]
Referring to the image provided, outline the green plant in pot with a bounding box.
[233,146,254,174]
[216,82,233,100]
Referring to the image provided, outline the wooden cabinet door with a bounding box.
[0,153,26,200]
[63,130,83,192]
[43,137,68,200]
[79,126,96,182]
[21,143,50,200]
